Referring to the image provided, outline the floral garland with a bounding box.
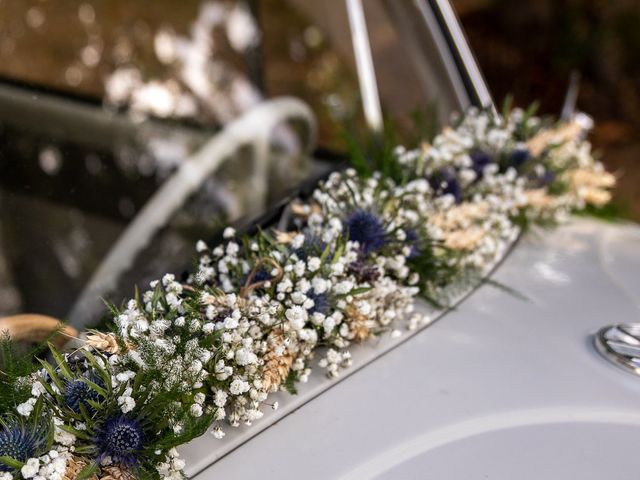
[0,106,616,480]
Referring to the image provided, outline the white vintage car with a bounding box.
[0,1,638,478]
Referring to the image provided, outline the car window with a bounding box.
[0,0,469,324]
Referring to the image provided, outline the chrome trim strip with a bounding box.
[426,0,494,108]
[411,0,471,111]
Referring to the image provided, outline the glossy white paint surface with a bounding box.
[184,218,640,479]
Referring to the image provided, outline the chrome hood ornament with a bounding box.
[595,324,640,375]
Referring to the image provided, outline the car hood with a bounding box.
[181,217,640,479]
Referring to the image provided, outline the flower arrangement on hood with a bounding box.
[0,105,616,479]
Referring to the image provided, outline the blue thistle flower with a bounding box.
[307,289,330,315]
[95,416,144,467]
[294,233,326,260]
[529,170,556,188]
[508,147,530,169]
[405,228,421,258]
[0,420,48,472]
[250,268,272,284]
[470,150,494,180]
[240,266,272,290]
[347,258,380,283]
[428,168,462,203]
[344,210,388,254]
[64,377,103,413]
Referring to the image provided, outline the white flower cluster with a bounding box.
[3,107,614,480]
[155,448,186,480]
[396,108,613,258]
[126,110,613,439]
[4,450,70,480]
[9,379,75,480]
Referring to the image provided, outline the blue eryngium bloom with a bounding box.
[248,268,272,284]
[345,210,388,254]
[95,416,144,467]
[240,266,272,291]
[530,169,556,188]
[64,377,103,413]
[0,420,48,472]
[470,150,494,180]
[294,233,327,260]
[347,258,380,283]
[405,228,421,258]
[429,168,462,204]
[508,147,530,169]
[307,289,330,315]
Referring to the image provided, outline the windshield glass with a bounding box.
[0,0,469,326]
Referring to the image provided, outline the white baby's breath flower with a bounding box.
[235,348,257,366]
[229,379,250,395]
[31,382,46,398]
[116,371,136,383]
[196,239,208,252]
[16,398,36,417]
[290,291,306,305]
[307,257,321,272]
[224,316,239,329]
[214,390,228,407]
[118,396,136,413]
[311,277,328,294]
[20,458,39,479]
[291,234,305,249]
[334,280,353,295]
[285,306,308,330]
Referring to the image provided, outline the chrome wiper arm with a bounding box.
[561,70,581,122]
[345,0,383,132]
